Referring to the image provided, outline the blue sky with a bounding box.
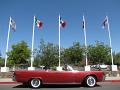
[0,0,120,57]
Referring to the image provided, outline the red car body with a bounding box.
[13,69,104,88]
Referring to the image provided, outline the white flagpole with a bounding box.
[31,16,35,67]
[58,14,61,67]
[83,15,88,66]
[4,17,11,67]
[106,16,114,65]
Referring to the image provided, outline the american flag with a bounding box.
[10,17,16,31]
[82,15,85,30]
[102,16,108,29]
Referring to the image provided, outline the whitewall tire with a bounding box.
[30,78,41,88]
[85,76,96,87]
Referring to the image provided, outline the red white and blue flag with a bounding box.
[10,17,16,31]
[102,16,108,29]
[82,15,85,30]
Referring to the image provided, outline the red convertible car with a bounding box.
[13,65,105,88]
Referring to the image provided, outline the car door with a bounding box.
[55,71,75,83]
[43,71,75,84]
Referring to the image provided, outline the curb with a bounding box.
[0,82,18,84]
[104,80,120,82]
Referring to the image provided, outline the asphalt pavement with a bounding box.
[0,83,120,90]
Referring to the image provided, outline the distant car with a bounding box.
[13,65,105,88]
[91,64,108,69]
[100,64,108,69]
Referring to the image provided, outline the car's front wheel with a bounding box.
[29,78,42,88]
[85,76,96,87]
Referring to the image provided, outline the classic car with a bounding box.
[12,65,105,88]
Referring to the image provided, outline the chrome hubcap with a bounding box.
[87,76,96,87]
[31,78,40,88]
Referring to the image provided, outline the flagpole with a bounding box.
[83,16,88,66]
[58,14,61,67]
[4,17,11,67]
[31,16,35,67]
[106,16,114,65]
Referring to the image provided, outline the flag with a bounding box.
[60,17,66,28]
[82,16,85,30]
[10,17,16,31]
[35,17,42,29]
[102,16,108,29]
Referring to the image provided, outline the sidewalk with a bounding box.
[0,77,120,84]
[0,78,17,84]
[0,78,13,82]
[105,77,120,80]
[104,76,120,82]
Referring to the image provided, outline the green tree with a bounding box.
[0,58,4,66]
[114,52,120,65]
[88,41,111,65]
[0,52,4,66]
[64,42,83,66]
[34,40,60,67]
[7,41,31,67]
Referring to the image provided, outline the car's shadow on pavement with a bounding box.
[13,84,101,89]
[13,84,29,88]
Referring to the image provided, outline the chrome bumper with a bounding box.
[12,76,16,81]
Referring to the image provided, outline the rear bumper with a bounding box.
[12,76,16,81]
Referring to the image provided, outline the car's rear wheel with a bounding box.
[29,78,42,88]
[85,76,96,87]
